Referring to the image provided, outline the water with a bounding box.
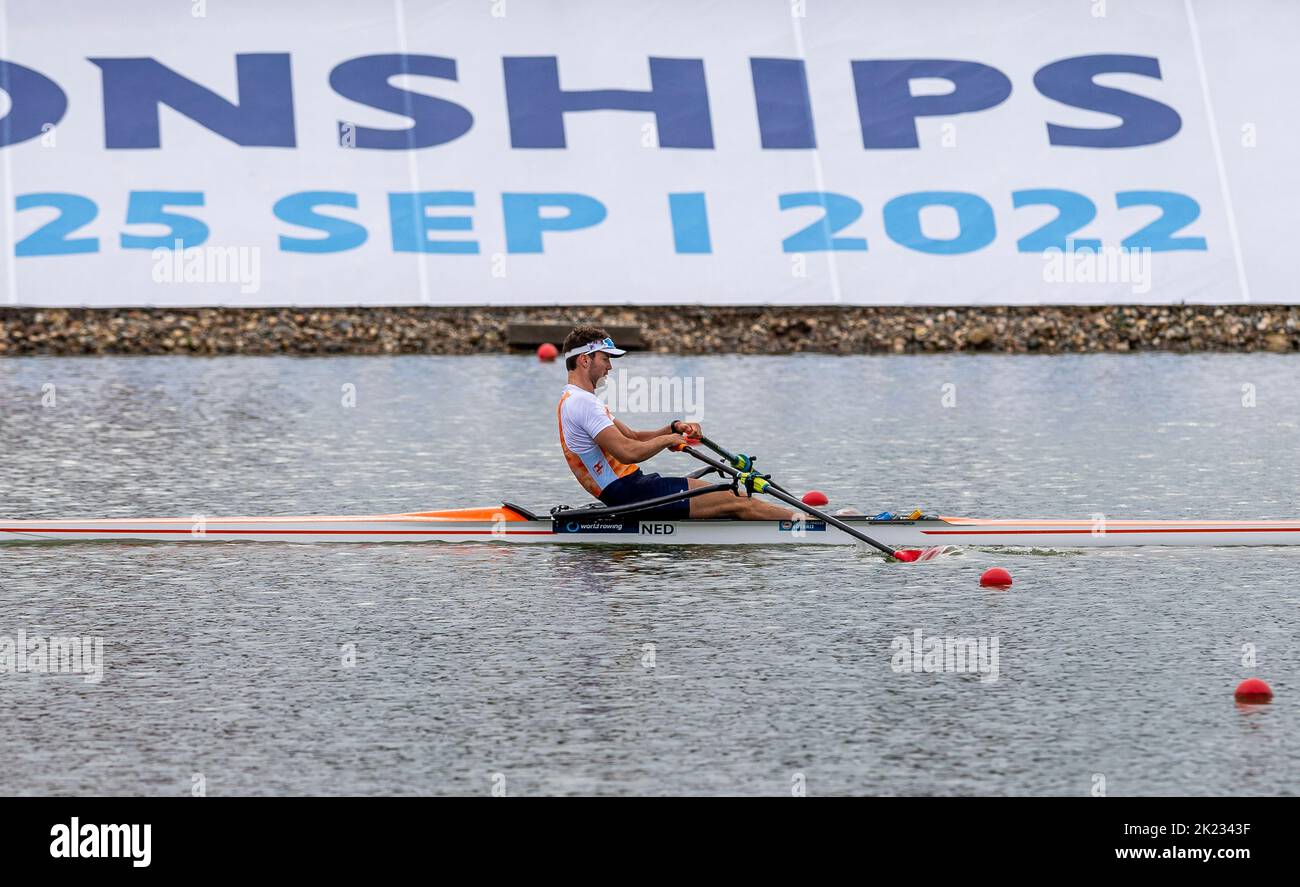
[1,353,1297,795]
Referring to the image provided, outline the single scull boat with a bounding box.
[4,506,1300,547]
[5,437,1296,550]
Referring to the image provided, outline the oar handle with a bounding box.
[680,446,904,559]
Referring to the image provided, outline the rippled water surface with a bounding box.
[1,354,1297,795]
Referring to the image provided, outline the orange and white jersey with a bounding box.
[558,384,638,497]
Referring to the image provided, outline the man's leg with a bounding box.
[685,477,800,520]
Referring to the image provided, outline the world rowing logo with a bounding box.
[554,518,639,534]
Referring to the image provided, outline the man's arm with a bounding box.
[595,424,684,464]
[613,418,702,441]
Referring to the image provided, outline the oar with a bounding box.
[679,444,929,562]
[694,434,796,497]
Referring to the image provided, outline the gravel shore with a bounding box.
[1,306,1296,355]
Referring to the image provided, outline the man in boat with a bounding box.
[558,326,794,520]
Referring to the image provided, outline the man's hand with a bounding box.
[665,433,691,452]
[672,420,702,439]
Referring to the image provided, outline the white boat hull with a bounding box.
[4,508,1300,547]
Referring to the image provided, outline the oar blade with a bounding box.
[893,545,950,563]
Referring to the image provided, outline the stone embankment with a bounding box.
[1,306,1295,355]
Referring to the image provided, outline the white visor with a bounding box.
[564,337,627,359]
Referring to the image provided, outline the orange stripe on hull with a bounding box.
[925,526,1300,536]
[0,527,554,536]
[404,506,530,521]
[938,516,1300,528]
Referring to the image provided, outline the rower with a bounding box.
[557,326,794,520]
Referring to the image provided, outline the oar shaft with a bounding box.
[696,434,795,496]
[681,446,901,558]
[697,434,738,464]
[760,483,900,558]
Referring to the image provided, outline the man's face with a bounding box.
[583,351,613,385]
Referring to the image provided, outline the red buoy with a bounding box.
[537,343,559,362]
[979,567,1013,588]
[1234,678,1273,703]
[802,490,829,506]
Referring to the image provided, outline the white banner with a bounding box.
[0,0,1293,306]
